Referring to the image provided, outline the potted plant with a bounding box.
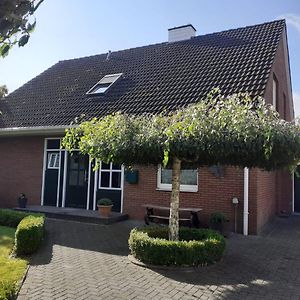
[210,212,231,237]
[97,198,113,217]
[17,193,27,208]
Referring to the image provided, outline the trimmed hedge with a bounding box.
[129,226,226,266]
[0,209,31,228]
[0,209,43,228]
[15,216,45,256]
[0,281,15,300]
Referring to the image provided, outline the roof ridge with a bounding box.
[57,19,285,64]
[201,19,285,38]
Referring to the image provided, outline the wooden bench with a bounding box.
[143,204,202,228]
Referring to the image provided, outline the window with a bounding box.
[99,162,122,190]
[46,139,61,150]
[86,73,123,95]
[273,75,278,110]
[157,166,198,192]
[47,152,60,169]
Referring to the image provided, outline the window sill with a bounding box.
[156,187,198,193]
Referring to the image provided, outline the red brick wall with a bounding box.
[276,170,293,214]
[0,136,44,208]
[248,169,258,234]
[257,27,294,228]
[255,169,277,233]
[264,27,293,121]
[123,165,264,233]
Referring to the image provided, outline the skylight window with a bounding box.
[86,73,123,95]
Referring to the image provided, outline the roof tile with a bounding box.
[0,20,285,128]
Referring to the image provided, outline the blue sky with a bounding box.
[1,0,300,114]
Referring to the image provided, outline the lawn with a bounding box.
[0,225,27,300]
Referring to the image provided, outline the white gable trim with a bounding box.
[282,26,294,120]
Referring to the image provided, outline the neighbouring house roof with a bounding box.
[0,19,286,129]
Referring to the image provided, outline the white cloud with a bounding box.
[293,92,300,117]
[278,14,300,33]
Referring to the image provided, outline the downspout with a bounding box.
[243,167,249,236]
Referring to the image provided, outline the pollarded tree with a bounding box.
[0,0,44,57]
[63,90,300,241]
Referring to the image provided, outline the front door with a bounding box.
[65,152,89,209]
[294,166,300,212]
[43,151,60,206]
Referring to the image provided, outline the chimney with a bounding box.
[168,24,196,42]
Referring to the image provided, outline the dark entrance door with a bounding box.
[294,166,300,212]
[43,151,60,206]
[65,152,89,209]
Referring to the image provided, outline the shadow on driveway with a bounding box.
[20,216,300,299]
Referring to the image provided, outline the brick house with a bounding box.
[0,20,295,234]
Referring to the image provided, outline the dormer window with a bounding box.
[86,73,123,95]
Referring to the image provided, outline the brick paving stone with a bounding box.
[18,216,300,300]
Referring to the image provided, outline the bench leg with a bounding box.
[190,212,200,228]
[144,208,154,225]
[144,214,150,225]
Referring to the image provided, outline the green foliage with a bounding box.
[0,226,27,300]
[14,215,44,256]
[97,198,113,206]
[0,226,16,257]
[0,0,43,57]
[0,256,27,300]
[210,212,227,224]
[0,280,15,300]
[128,226,226,266]
[63,90,300,172]
[0,209,33,228]
[0,209,43,228]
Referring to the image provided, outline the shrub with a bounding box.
[97,198,113,206]
[0,209,43,228]
[0,280,15,300]
[128,226,225,266]
[210,212,227,224]
[15,216,45,256]
[0,209,30,228]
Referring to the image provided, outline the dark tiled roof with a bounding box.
[0,20,285,128]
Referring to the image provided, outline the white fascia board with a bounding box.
[0,125,77,136]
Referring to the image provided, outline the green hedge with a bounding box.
[0,209,30,228]
[0,209,42,228]
[0,281,15,300]
[129,226,226,266]
[15,216,45,256]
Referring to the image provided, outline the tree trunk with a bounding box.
[169,156,181,241]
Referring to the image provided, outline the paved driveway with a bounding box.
[18,216,300,300]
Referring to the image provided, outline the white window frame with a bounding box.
[47,152,60,169]
[86,73,123,95]
[98,161,123,190]
[273,76,278,110]
[157,165,198,192]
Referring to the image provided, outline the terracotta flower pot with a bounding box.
[97,205,113,217]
